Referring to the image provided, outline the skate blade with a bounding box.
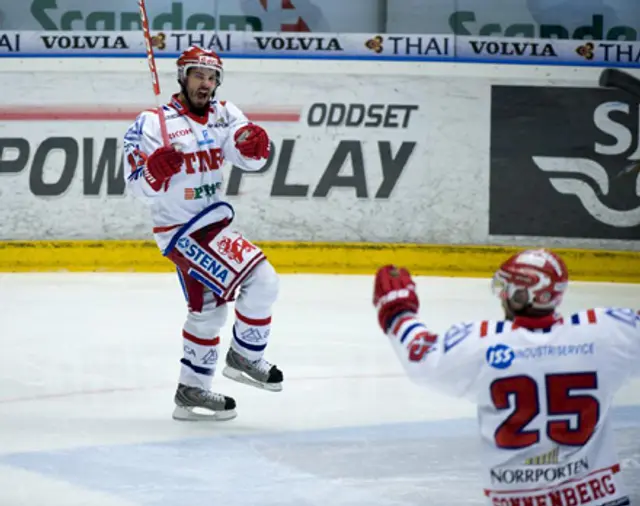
[172,405,237,422]
[222,366,283,392]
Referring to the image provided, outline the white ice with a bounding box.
[0,273,638,506]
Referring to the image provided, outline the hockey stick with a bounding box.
[138,0,170,147]
[598,68,640,179]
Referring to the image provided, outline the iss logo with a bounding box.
[486,344,515,369]
[490,86,640,240]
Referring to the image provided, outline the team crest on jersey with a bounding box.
[216,234,257,265]
[486,343,515,369]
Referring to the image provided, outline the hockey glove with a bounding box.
[373,265,419,332]
[144,146,184,192]
[234,123,270,160]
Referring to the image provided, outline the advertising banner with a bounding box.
[455,36,640,66]
[490,85,640,241]
[0,69,435,243]
[1,31,639,67]
[388,0,640,41]
[1,0,638,41]
[0,0,380,33]
[0,61,637,249]
[0,31,456,60]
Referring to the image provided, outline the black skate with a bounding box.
[172,383,237,421]
[222,349,283,392]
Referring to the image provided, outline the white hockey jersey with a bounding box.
[123,94,266,252]
[388,307,640,506]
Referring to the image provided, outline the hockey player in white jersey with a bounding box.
[123,46,282,422]
[373,249,639,506]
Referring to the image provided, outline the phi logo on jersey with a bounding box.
[486,344,515,369]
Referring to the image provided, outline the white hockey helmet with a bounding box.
[491,249,569,312]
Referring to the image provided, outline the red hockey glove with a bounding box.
[144,146,184,192]
[373,265,420,332]
[234,123,270,160]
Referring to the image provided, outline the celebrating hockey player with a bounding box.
[123,46,282,422]
[373,249,639,506]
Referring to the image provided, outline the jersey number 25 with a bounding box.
[490,372,599,449]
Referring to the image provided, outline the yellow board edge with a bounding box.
[0,240,638,283]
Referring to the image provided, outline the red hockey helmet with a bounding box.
[491,249,569,312]
[177,46,223,86]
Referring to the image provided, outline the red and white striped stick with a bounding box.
[138,0,170,147]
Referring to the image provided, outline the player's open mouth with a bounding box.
[196,90,209,100]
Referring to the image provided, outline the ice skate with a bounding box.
[222,348,283,392]
[172,383,237,421]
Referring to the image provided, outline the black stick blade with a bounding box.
[599,68,640,98]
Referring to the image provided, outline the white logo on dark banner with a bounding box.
[490,86,640,240]
[532,156,640,227]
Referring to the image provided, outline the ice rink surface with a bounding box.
[0,273,638,506]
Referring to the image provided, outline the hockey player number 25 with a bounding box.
[491,372,599,449]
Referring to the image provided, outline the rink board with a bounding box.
[1,61,638,282]
[0,240,637,282]
[1,60,639,253]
